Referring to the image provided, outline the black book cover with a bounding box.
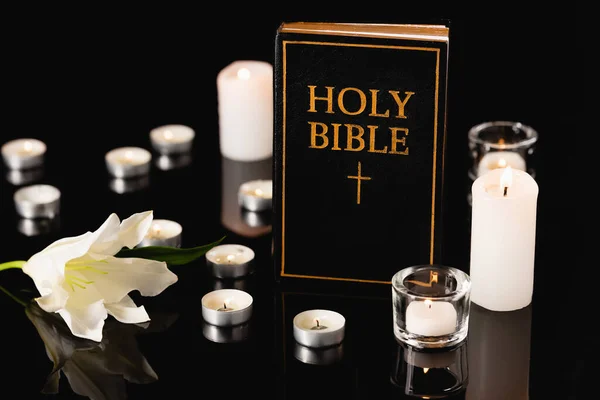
[273,22,449,285]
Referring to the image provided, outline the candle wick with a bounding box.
[223,303,227,310]
[316,320,319,328]
[503,186,508,196]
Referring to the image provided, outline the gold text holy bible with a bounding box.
[273,22,449,284]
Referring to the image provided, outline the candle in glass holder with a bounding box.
[150,124,195,155]
[238,179,272,212]
[470,166,538,311]
[14,184,61,219]
[217,60,273,161]
[2,138,46,170]
[205,244,255,278]
[477,151,526,177]
[201,289,253,327]
[105,147,151,179]
[138,219,182,247]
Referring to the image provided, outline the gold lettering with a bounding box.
[369,89,390,118]
[389,91,415,119]
[308,121,329,149]
[345,124,365,151]
[308,86,334,113]
[331,123,342,150]
[367,125,388,153]
[389,127,409,155]
[338,87,367,116]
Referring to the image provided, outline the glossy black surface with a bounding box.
[0,7,583,400]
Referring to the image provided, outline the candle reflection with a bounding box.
[220,156,272,237]
[202,321,251,344]
[108,175,150,194]
[391,341,468,398]
[5,167,44,186]
[466,303,532,400]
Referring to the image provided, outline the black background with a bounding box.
[0,3,585,400]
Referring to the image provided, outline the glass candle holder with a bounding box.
[392,265,471,350]
[468,121,538,181]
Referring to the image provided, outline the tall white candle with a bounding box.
[216,60,273,161]
[405,299,457,336]
[470,167,539,311]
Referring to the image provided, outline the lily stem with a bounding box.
[0,260,27,272]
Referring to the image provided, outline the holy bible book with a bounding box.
[273,22,449,285]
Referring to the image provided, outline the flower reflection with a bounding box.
[25,302,178,399]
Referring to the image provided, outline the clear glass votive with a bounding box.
[468,121,538,180]
[392,265,471,350]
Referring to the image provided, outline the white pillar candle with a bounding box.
[150,124,195,155]
[238,179,273,212]
[14,184,61,219]
[217,60,273,161]
[105,147,152,178]
[1,138,46,170]
[201,289,253,327]
[293,309,345,348]
[405,300,457,336]
[138,219,182,247]
[477,151,526,177]
[470,167,539,311]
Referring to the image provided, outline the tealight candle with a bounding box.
[14,184,61,219]
[201,289,253,327]
[293,309,345,349]
[470,167,539,311]
[138,219,182,247]
[1,138,46,170]
[205,244,255,278]
[105,147,151,179]
[477,151,526,177]
[149,124,195,155]
[238,179,273,212]
[217,60,273,161]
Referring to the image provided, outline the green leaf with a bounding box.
[115,236,225,266]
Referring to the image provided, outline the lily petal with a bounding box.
[59,299,108,342]
[79,256,177,304]
[105,295,150,324]
[36,284,70,313]
[23,231,96,286]
[88,213,122,256]
[118,211,154,250]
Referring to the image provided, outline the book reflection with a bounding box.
[220,156,272,237]
[466,303,532,400]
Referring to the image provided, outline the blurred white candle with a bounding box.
[470,167,539,311]
[477,151,526,177]
[150,124,195,155]
[2,138,46,170]
[105,147,151,178]
[138,219,182,247]
[238,179,272,212]
[14,184,60,219]
[217,60,273,161]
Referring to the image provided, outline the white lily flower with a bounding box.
[22,211,178,342]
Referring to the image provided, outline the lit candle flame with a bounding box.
[164,130,174,140]
[226,254,235,263]
[424,299,433,309]
[23,140,33,152]
[423,367,430,374]
[500,166,513,196]
[124,150,134,161]
[497,158,507,168]
[254,188,263,196]
[237,67,251,80]
[151,223,161,237]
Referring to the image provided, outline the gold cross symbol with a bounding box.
[347,161,372,205]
